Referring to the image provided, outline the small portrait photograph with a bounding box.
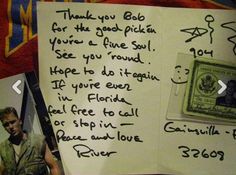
[0,72,64,175]
[216,79,236,108]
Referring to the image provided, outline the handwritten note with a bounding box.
[37,2,161,174]
[37,2,236,175]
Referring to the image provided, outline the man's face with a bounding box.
[1,113,22,137]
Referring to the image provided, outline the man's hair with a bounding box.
[0,107,19,121]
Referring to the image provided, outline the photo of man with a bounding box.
[0,107,61,175]
[216,80,236,108]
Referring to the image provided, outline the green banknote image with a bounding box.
[183,58,236,122]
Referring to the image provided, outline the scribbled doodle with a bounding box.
[180,14,215,44]
[205,15,215,44]
[171,65,189,84]
[180,27,208,43]
[221,21,236,56]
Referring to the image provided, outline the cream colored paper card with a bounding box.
[159,8,236,175]
[37,2,161,175]
[37,2,236,175]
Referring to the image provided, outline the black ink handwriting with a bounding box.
[178,145,224,161]
[221,21,236,55]
[164,121,220,136]
[73,144,117,158]
[56,129,87,143]
[56,9,96,21]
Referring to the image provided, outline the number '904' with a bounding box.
[178,145,224,161]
